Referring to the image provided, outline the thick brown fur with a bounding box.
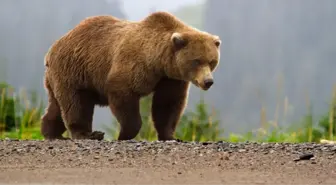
[41,11,221,141]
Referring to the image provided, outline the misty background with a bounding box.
[0,0,335,136]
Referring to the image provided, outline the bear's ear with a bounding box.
[171,32,188,50]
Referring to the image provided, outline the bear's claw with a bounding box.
[88,131,105,141]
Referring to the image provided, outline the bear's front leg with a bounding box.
[108,94,143,140]
[151,78,189,141]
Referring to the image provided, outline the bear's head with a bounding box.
[170,31,221,91]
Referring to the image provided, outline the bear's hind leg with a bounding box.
[152,78,189,141]
[56,89,104,140]
[41,79,67,140]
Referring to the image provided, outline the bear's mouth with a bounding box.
[191,80,200,87]
[191,80,210,91]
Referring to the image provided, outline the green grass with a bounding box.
[0,83,44,140]
[1,81,335,143]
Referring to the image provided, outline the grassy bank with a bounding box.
[0,82,335,143]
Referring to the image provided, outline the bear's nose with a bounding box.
[204,79,214,89]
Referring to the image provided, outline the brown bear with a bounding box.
[41,11,221,141]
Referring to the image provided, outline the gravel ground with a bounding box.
[1,139,336,184]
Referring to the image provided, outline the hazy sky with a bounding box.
[117,0,204,20]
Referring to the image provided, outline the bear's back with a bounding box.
[44,15,132,91]
[46,15,127,67]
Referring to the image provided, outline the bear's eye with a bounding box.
[215,40,221,47]
[192,59,201,67]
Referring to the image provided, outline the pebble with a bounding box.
[294,153,314,161]
[94,156,100,159]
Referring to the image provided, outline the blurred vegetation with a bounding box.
[0,81,336,143]
[0,83,44,139]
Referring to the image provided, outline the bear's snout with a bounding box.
[204,78,214,89]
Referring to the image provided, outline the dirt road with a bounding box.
[0,139,336,184]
